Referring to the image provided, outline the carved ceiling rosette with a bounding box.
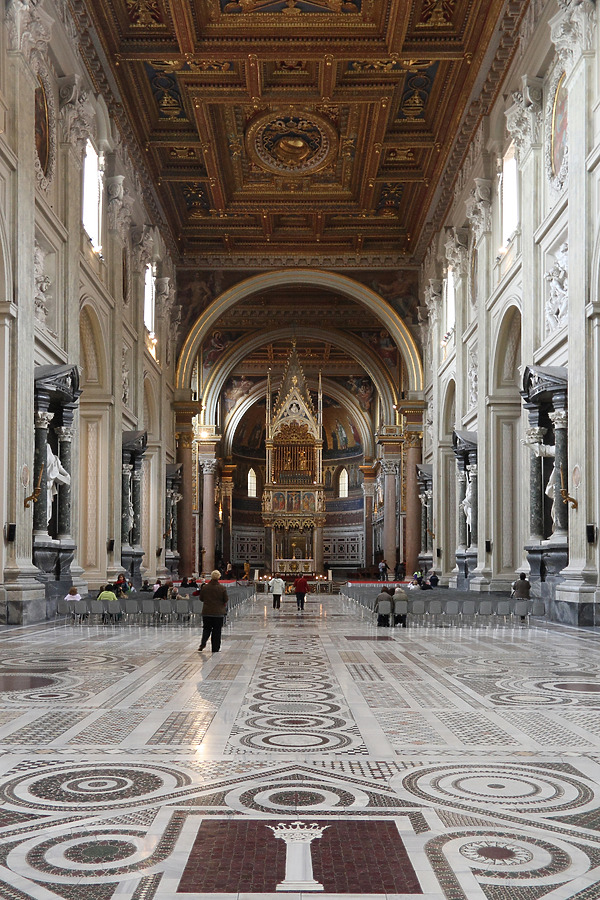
[245,108,338,176]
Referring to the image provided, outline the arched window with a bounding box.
[248,467,257,498]
[82,139,103,253]
[339,467,348,498]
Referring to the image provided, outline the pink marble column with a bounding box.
[176,431,194,578]
[202,460,218,575]
[381,460,398,575]
[404,434,422,578]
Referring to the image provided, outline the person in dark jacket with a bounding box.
[198,570,229,653]
[294,575,309,611]
[373,590,392,626]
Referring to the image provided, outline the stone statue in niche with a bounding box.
[544,242,568,334]
[121,347,130,406]
[46,443,70,524]
[461,477,473,531]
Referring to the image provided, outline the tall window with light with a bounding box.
[82,139,103,253]
[248,467,257,498]
[339,467,348,498]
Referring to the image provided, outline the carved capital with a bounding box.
[550,0,596,75]
[201,459,219,475]
[58,74,95,156]
[380,460,398,476]
[7,0,53,64]
[550,408,568,430]
[525,426,547,445]
[444,226,469,276]
[55,426,73,443]
[404,432,422,450]
[465,178,492,241]
[505,76,543,162]
[34,410,53,429]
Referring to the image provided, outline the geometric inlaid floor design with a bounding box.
[1,593,600,897]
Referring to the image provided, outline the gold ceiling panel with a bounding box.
[82,0,516,262]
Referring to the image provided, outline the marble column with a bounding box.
[33,409,52,536]
[121,462,132,547]
[524,421,547,542]
[467,461,478,547]
[164,489,173,553]
[550,400,568,537]
[172,494,181,554]
[404,435,421,577]
[176,430,194,577]
[361,473,375,569]
[426,489,434,554]
[314,519,325,573]
[131,457,143,547]
[456,463,467,551]
[202,460,217,575]
[419,492,428,555]
[221,481,233,565]
[55,426,73,539]
[382,460,398,574]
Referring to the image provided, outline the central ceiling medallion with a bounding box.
[246,109,338,175]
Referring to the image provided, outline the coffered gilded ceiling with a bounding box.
[82,0,516,264]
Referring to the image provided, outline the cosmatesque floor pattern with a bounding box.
[1,594,600,898]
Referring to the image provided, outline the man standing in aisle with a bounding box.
[294,573,309,611]
[269,573,285,610]
[198,570,229,653]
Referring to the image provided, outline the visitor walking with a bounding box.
[378,559,389,581]
[294,574,309,611]
[198,570,229,653]
[269,574,285,610]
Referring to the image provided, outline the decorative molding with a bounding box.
[33,241,50,328]
[550,0,596,75]
[465,178,492,242]
[121,346,130,407]
[131,224,155,270]
[544,241,569,335]
[545,62,569,200]
[467,344,478,410]
[58,74,95,156]
[505,76,543,163]
[32,58,57,192]
[6,0,53,63]
[155,277,174,320]
[106,175,135,240]
[423,278,443,327]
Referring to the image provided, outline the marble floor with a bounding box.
[0,593,600,899]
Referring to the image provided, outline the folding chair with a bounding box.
[476,599,493,626]
[142,599,156,624]
[461,599,476,625]
[175,598,191,622]
[158,598,173,623]
[495,599,511,624]
[89,599,106,624]
[124,598,140,624]
[531,600,546,618]
[427,598,443,625]
[444,599,460,625]
[513,599,530,625]
[409,597,425,625]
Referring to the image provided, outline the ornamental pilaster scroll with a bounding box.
[131,224,155,272]
[505,76,543,163]
[550,0,596,76]
[465,178,492,242]
[58,74,95,157]
[424,278,443,327]
[544,242,569,335]
[155,277,175,320]
[444,227,469,277]
[6,0,53,64]
[106,176,135,241]
[33,241,51,328]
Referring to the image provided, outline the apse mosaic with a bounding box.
[1,601,600,898]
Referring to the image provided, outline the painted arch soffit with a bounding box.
[176,269,424,394]
[200,325,399,425]
[223,377,375,459]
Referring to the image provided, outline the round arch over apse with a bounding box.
[201,326,398,427]
[176,269,424,396]
[223,377,376,459]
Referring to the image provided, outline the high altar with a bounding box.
[262,344,325,574]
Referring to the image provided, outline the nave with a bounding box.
[0,596,599,899]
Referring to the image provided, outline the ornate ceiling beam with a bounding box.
[191,102,226,214]
[165,0,196,55]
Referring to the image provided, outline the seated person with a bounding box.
[429,572,439,588]
[373,590,392,627]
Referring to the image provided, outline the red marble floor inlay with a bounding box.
[312,820,423,894]
[177,820,422,894]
